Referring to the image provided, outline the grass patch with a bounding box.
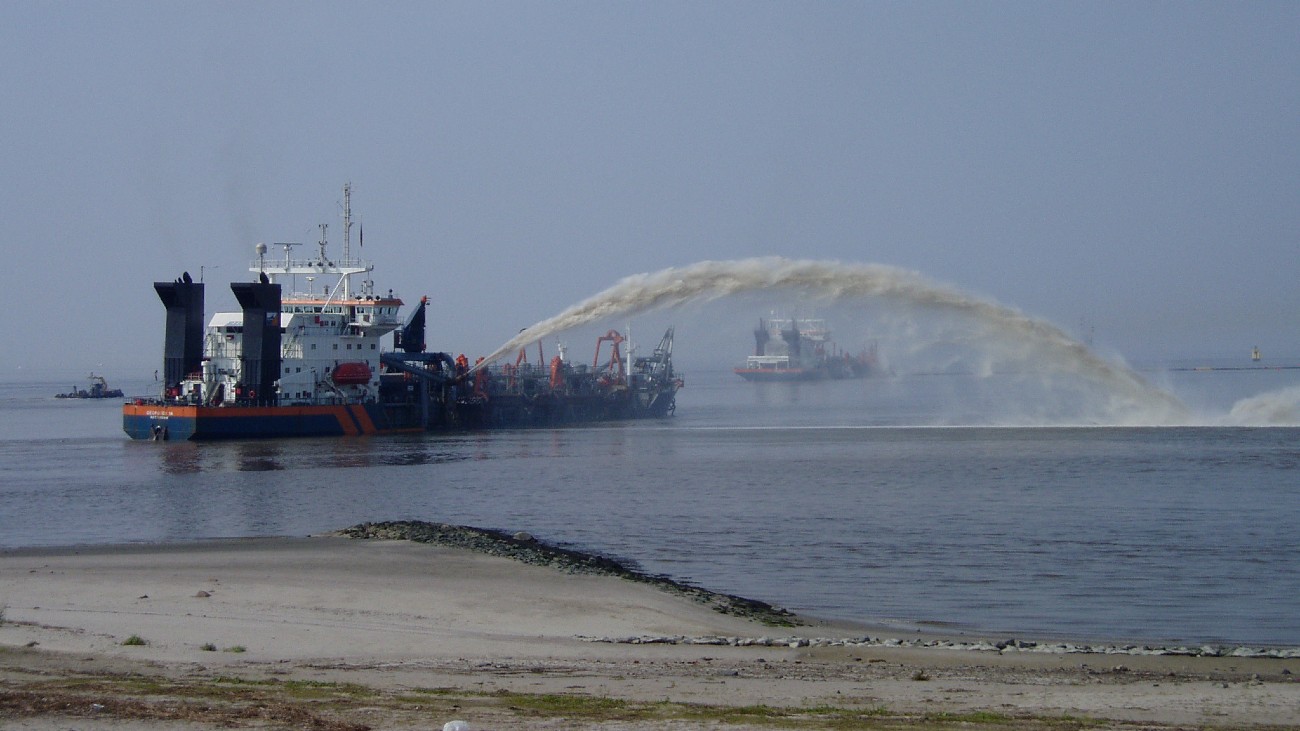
[122,635,148,646]
[926,711,1013,723]
[200,643,217,652]
[919,710,1110,729]
[223,645,246,653]
[505,693,631,715]
[1,667,1110,731]
[807,703,891,718]
[673,701,901,728]
[404,686,466,696]
[213,675,269,685]
[500,693,904,728]
[279,680,371,700]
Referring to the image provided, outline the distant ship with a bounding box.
[733,317,877,382]
[56,373,124,399]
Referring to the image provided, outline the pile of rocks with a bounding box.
[576,633,1300,658]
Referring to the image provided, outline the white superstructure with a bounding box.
[175,184,405,406]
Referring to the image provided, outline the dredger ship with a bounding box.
[733,316,877,382]
[122,185,680,441]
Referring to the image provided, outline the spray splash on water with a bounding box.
[1222,385,1300,426]
[477,257,1187,424]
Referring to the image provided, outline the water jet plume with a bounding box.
[475,257,1187,423]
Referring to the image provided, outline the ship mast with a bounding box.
[249,183,372,300]
[341,182,353,299]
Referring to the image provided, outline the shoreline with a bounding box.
[5,521,1299,657]
[2,527,1298,729]
[342,520,1300,657]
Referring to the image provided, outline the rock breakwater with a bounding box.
[340,520,801,627]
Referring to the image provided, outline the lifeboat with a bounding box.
[331,361,372,385]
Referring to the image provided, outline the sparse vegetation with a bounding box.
[223,645,246,653]
[200,643,217,651]
[0,669,1115,730]
[122,635,148,646]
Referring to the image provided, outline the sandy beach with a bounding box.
[1,531,1297,730]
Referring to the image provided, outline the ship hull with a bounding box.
[454,390,676,429]
[733,367,824,382]
[123,388,677,440]
[122,402,420,441]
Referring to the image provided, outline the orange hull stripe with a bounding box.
[350,405,377,434]
[332,406,360,436]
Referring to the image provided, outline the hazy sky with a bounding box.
[3,1,1297,380]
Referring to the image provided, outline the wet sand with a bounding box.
[1,534,1297,729]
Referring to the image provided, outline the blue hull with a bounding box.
[123,402,416,441]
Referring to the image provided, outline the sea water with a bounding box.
[1,367,1297,647]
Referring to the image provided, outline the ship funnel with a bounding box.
[395,295,427,353]
[231,281,282,406]
[754,319,770,356]
[781,319,802,359]
[153,279,205,391]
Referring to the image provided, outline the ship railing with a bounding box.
[251,256,374,274]
[477,363,557,396]
[744,355,791,369]
[129,390,383,408]
[475,362,608,398]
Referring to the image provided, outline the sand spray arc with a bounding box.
[474,257,1188,423]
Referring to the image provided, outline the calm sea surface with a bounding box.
[2,366,1298,646]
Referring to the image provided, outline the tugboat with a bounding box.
[123,184,681,440]
[733,317,876,382]
[57,373,125,399]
